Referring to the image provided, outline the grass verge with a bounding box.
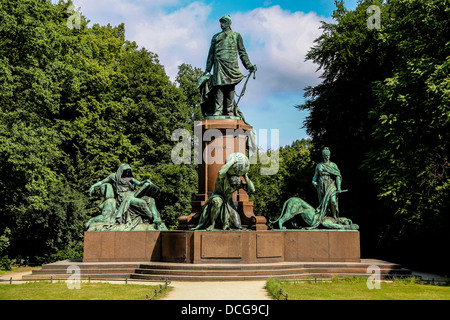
[266,277,450,300]
[0,281,171,300]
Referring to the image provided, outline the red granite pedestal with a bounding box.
[83,230,361,263]
[28,229,412,281]
[177,118,267,230]
[78,118,370,280]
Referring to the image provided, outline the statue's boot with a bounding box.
[213,107,223,116]
[226,102,234,116]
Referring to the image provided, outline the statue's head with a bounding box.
[322,147,331,162]
[122,168,133,178]
[225,152,250,176]
[220,15,231,30]
[118,163,133,179]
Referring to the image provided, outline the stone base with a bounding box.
[83,230,360,263]
[83,231,161,262]
[178,118,268,231]
[24,259,412,281]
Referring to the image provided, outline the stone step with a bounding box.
[21,259,411,282]
[30,268,138,275]
[133,266,409,277]
[130,272,410,282]
[135,262,403,271]
[22,273,134,280]
[129,261,411,281]
[24,261,141,280]
[37,263,142,270]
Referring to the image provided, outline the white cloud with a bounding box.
[230,6,328,106]
[71,0,213,79]
[72,0,144,25]
[72,2,327,92]
[66,1,329,145]
[131,2,213,79]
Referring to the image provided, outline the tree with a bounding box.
[0,0,93,263]
[249,139,315,226]
[363,0,450,269]
[298,0,392,253]
[176,63,204,126]
[0,0,199,262]
[299,0,450,272]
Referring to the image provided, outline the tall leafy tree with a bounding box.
[364,0,450,267]
[0,0,198,263]
[0,0,93,263]
[249,139,314,226]
[176,63,204,126]
[298,0,392,253]
[299,0,450,272]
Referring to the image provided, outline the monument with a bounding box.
[197,14,257,120]
[24,15,414,282]
[86,164,167,231]
[82,15,360,266]
[191,152,255,231]
[271,147,359,230]
[178,14,265,231]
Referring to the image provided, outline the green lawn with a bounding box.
[266,277,450,300]
[3,274,450,300]
[0,281,170,300]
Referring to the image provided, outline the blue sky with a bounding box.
[205,0,348,17]
[65,0,359,148]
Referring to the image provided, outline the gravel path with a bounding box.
[161,280,272,300]
[2,267,446,300]
[1,269,272,300]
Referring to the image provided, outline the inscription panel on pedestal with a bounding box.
[256,232,283,258]
[201,233,242,259]
[162,232,187,262]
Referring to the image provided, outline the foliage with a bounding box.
[298,0,450,272]
[0,228,10,255]
[175,63,204,126]
[249,139,315,225]
[364,0,450,244]
[0,0,199,263]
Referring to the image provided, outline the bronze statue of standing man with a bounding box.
[203,15,256,116]
[312,147,342,220]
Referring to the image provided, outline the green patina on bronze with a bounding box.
[312,147,342,220]
[271,148,358,230]
[271,190,358,230]
[191,153,255,231]
[86,164,168,231]
[198,15,256,119]
[206,15,253,87]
